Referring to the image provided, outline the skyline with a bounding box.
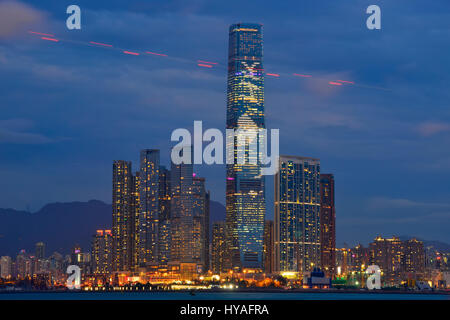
[1,0,450,249]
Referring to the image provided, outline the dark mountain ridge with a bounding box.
[0,199,226,257]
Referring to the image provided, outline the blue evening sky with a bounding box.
[0,0,449,246]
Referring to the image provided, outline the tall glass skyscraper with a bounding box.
[274,156,321,273]
[225,23,265,271]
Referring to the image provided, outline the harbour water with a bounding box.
[0,291,448,300]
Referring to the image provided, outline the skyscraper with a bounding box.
[131,171,141,268]
[35,242,45,260]
[138,149,160,266]
[274,155,321,274]
[369,236,404,285]
[16,250,32,278]
[211,221,227,274]
[158,165,171,264]
[0,256,12,279]
[320,174,336,278]
[369,236,425,285]
[192,176,210,272]
[403,238,425,280]
[92,230,113,274]
[263,220,274,274]
[112,160,134,271]
[170,146,195,263]
[225,23,265,271]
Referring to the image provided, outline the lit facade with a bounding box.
[225,23,265,271]
[170,147,195,263]
[91,230,112,274]
[112,160,134,271]
[274,155,321,273]
[138,149,160,266]
[319,174,336,278]
[35,242,45,260]
[349,244,370,272]
[263,220,274,274]
[211,221,227,274]
[369,236,425,285]
[0,256,12,279]
[403,238,425,278]
[192,176,210,272]
[131,171,141,268]
[158,166,171,264]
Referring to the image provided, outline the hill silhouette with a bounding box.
[0,199,226,257]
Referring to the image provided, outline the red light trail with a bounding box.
[26,30,390,90]
[28,31,54,37]
[293,73,312,78]
[89,41,113,47]
[123,50,140,56]
[40,37,59,42]
[197,60,218,65]
[145,51,168,57]
[336,80,355,84]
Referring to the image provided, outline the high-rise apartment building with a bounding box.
[274,155,321,273]
[320,174,336,278]
[0,256,12,279]
[170,146,195,263]
[92,230,113,274]
[138,150,160,266]
[112,160,134,271]
[158,166,171,264]
[225,23,265,271]
[211,221,227,274]
[263,220,274,274]
[131,171,141,268]
[349,244,370,272]
[35,242,45,260]
[369,236,425,285]
[16,250,32,278]
[192,176,210,272]
[403,238,425,278]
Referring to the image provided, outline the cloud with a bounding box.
[0,1,45,39]
[416,121,450,137]
[367,197,450,210]
[0,119,55,144]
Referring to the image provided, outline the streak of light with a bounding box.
[41,37,59,42]
[198,60,218,65]
[25,31,391,91]
[336,80,355,84]
[146,51,168,57]
[28,31,55,37]
[123,50,140,56]
[293,73,312,78]
[89,41,113,47]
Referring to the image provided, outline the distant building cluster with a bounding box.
[335,237,450,288]
[0,242,85,287]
